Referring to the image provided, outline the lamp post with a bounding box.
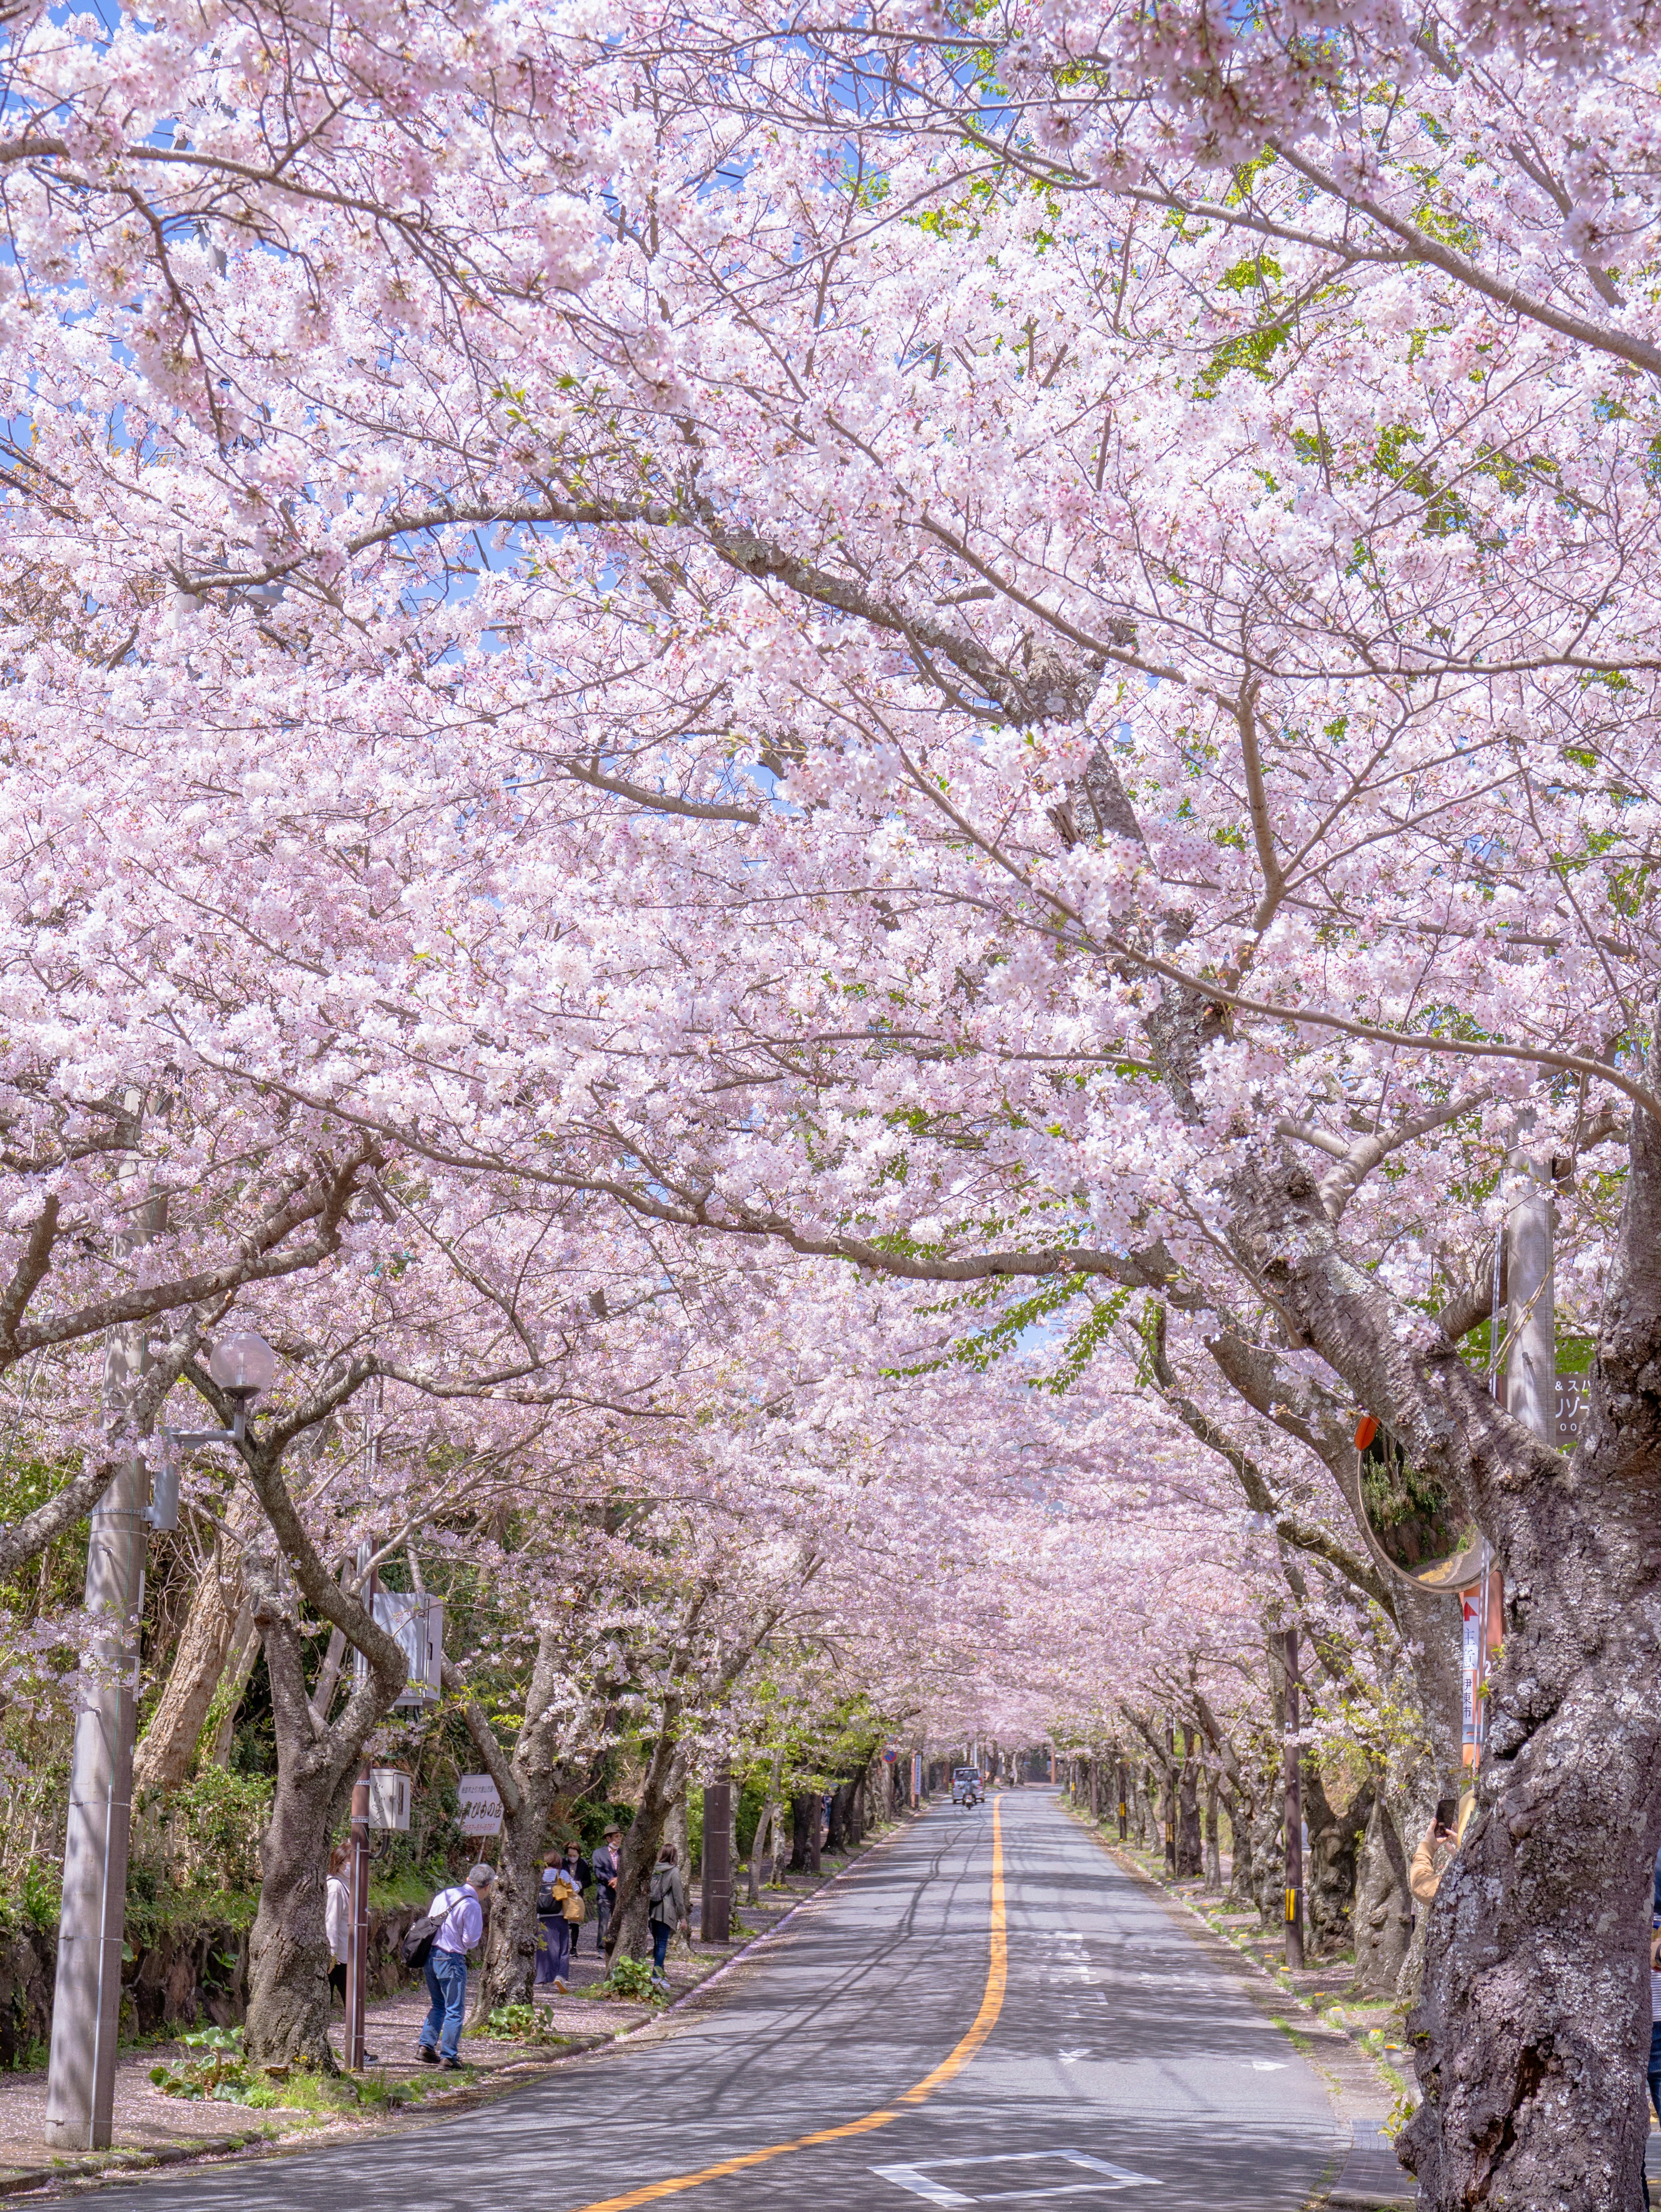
[44,1328,277,2149]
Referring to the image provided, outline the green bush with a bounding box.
[473,2003,573,2044]
[590,1956,660,2003]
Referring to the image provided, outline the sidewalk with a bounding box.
[0,1841,897,2200]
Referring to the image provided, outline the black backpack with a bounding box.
[399,1899,448,1973]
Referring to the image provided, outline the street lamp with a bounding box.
[146,1328,279,1532]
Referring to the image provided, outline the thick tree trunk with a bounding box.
[1177,1731,1203,1878]
[134,1523,251,1794]
[1232,1031,1661,2210]
[476,1791,550,2012]
[827,1779,853,1852]
[607,1736,683,1964]
[240,1533,408,2069]
[1353,1789,1414,1999]
[244,1613,363,2068]
[1304,1764,1373,1957]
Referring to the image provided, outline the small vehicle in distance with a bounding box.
[952,1766,983,1808]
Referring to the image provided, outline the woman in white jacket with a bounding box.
[326,1845,352,2008]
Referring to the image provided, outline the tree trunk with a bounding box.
[202,1607,259,1768]
[1304,1762,1374,1957]
[1353,1789,1414,1999]
[827,1780,852,1852]
[1229,1030,1661,2209]
[747,1753,783,1905]
[243,1607,391,2068]
[607,1735,683,1964]
[1225,1784,1254,1901]
[476,1788,550,2011]
[240,1522,409,2069]
[134,1531,250,1795]
[789,1789,814,1872]
[1250,1778,1284,1927]
[1203,1771,1222,1889]
[1177,1730,1203,1878]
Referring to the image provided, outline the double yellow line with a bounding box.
[573,1796,1008,2212]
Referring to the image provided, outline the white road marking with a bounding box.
[872,2149,1161,2205]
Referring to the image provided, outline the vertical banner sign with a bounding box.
[911,1752,923,1806]
[1461,1588,1481,1764]
[457,1774,503,1837]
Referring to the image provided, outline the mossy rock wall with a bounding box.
[0,1905,424,2067]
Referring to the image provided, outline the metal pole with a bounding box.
[344,1551,379,2068]
[702,1769,732,1941]
[1283,1627,1305,1970]
[44,1195,160,2150]
[1163,1718,1177,1874]
[1504,1137,1555,1443]
[344,1767,371,2069]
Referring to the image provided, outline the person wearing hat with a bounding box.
[417,1863,495,2069]
[592,1824,623,1955]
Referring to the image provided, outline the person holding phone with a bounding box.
[1410,1794,1470,1904]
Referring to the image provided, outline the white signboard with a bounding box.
[352,1592,444,1707]
[457,1773,503,1837]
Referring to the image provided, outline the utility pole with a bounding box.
[44,1187,162,2151]
[1283,1627,1305,1970]
[701,1768,732,1942]
[1163,1717,1177,1875]
[1504,1137,1555,1441]
[344,1766,372,2068]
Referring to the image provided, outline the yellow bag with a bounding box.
[552,1875,585,1924]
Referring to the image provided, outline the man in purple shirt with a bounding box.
[417,1864,495,2068]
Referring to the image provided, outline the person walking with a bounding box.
[325,1845,351,2009]
[536,1857,579,1991]
[592,1824,622,1955]
[417,1864,494,2069]
[648,1844,685,1989]
[561,1838,593,1908]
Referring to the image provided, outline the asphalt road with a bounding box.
[90,1789,1342,2212]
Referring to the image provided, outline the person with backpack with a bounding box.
[648,1844,685,1990]
[413,1865,495,2068]
[536,1857,580,1991]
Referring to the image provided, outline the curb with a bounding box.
[1061,1805,1414,2212]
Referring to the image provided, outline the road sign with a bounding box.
[1556,1370,1587,1444]
[457,1773,502,1836]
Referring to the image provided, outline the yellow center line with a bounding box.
[570,1794,1008,2212]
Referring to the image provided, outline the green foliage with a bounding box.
[473,2003,575,2044]
[148,2024,257,2103]
[591,1955,661,2001]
